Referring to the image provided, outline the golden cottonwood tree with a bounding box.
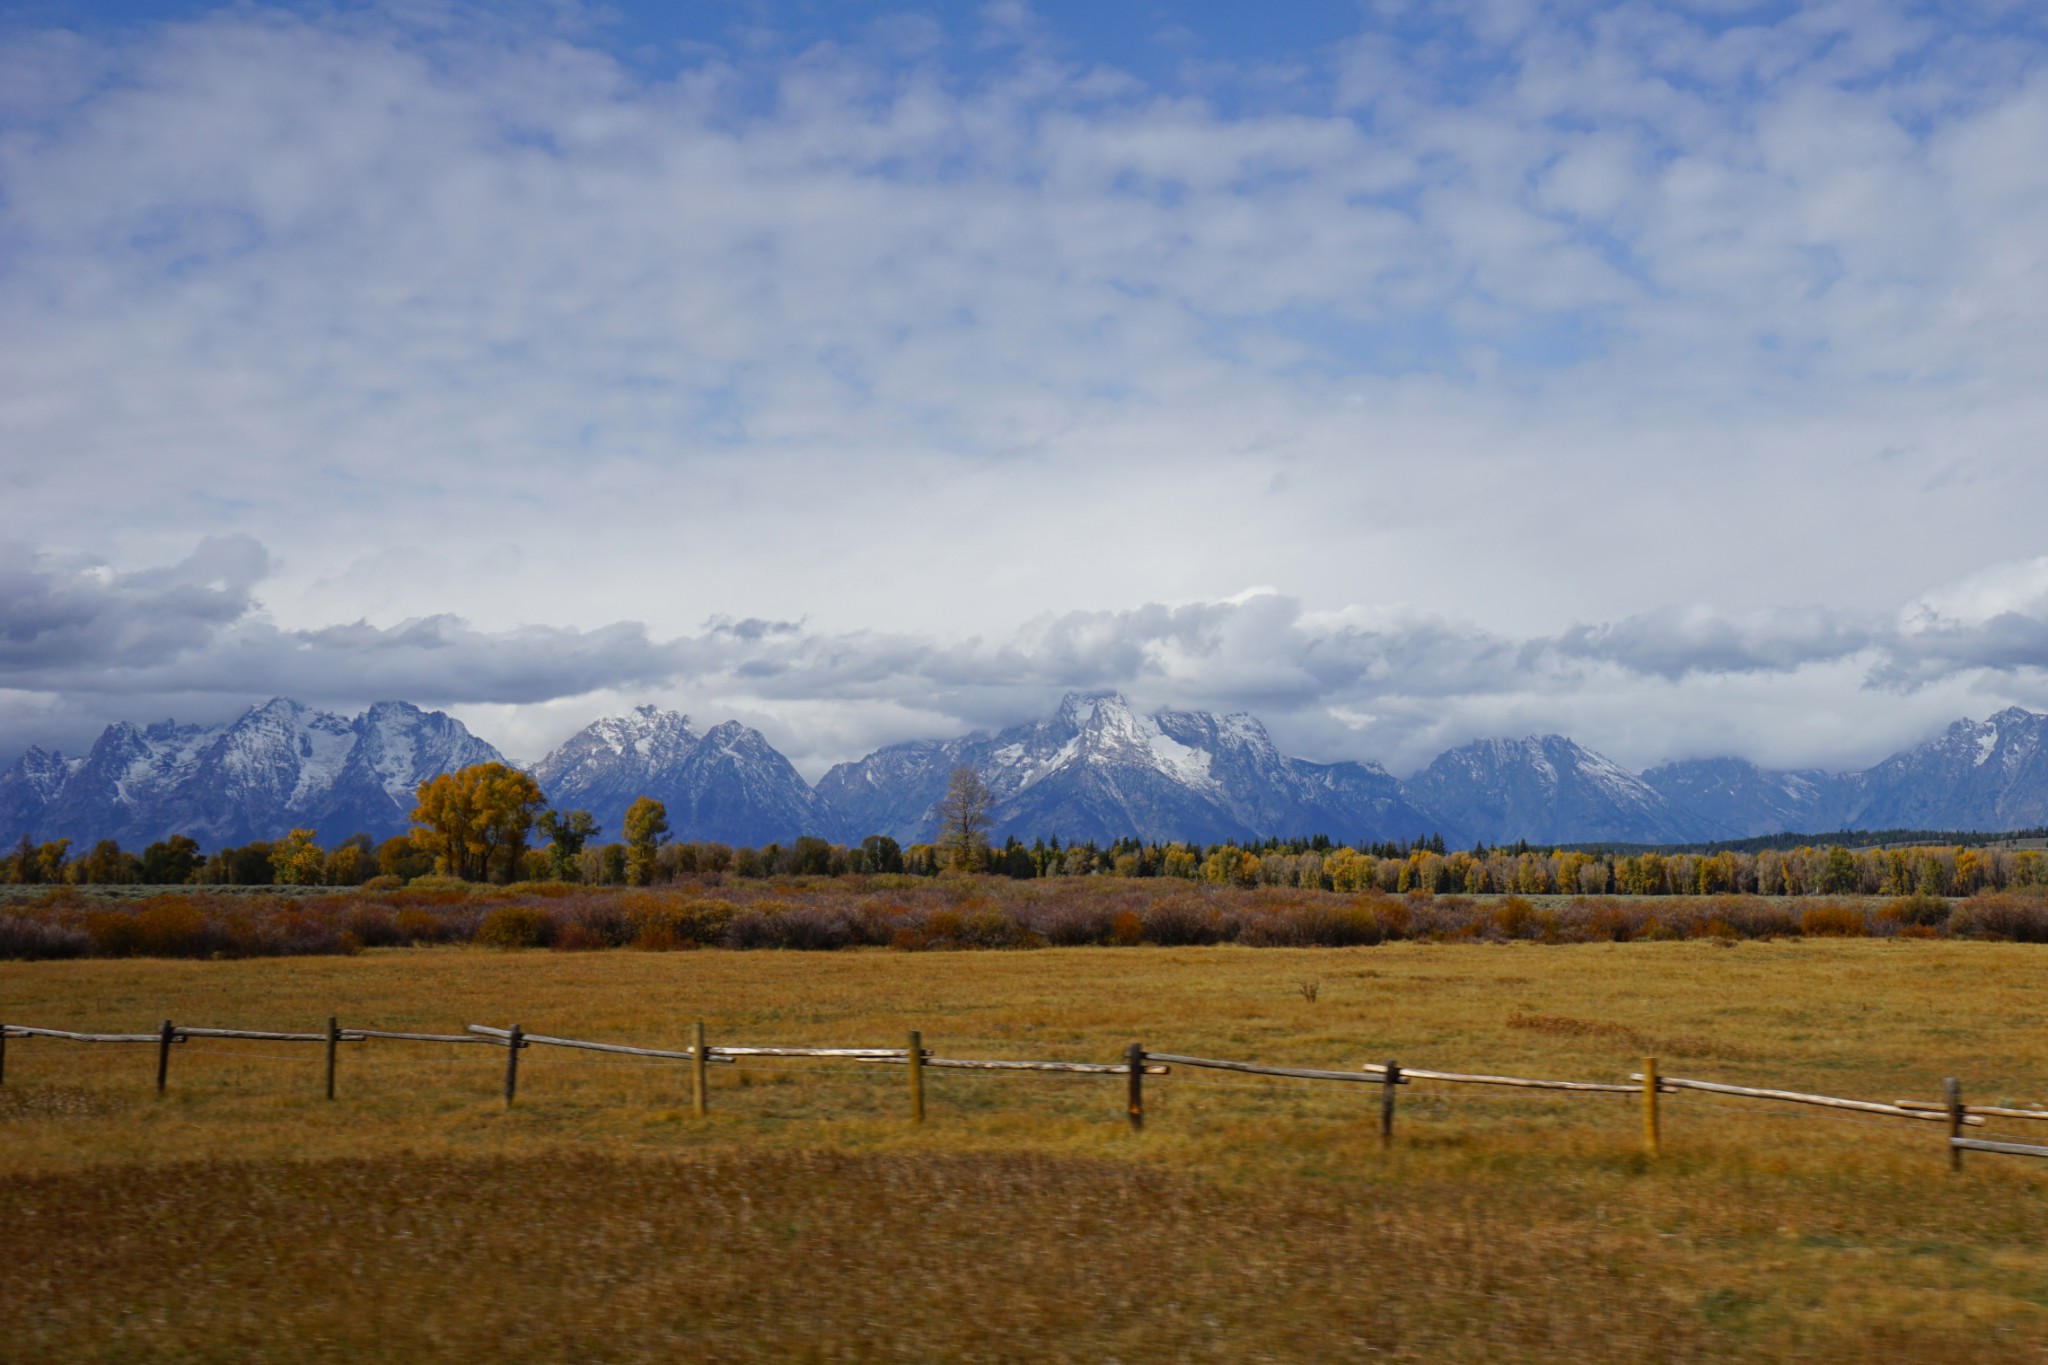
[270,828,326,885]
[411,763,545,882]
[622,796,669,886]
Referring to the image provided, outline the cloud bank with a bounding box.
[4,537,2046,777]
[2,3,2046,773]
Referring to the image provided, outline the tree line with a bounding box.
[6,762,2046,896]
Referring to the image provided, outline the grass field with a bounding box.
[7,939,2048,1361]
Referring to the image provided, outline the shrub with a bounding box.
[551,920,609,951]
[1140,899,1225,947]
[774,907,855,951]
[1579,899,1637,942]
[1950,893,2048,943]
[0,914,89,960]
[343,904,403,948]
[1878,893,1951,929]
[393,908,448,945]
[724,911,777,950]
[475,904,553,949]
[85,900,218,957]
[677,899,739,942]
[1707,896,1799,939]
[1799,904,1866,938]
[1035,903,1114,947]
[1495,896,1536,939]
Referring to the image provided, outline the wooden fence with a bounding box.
[4,1016,2045,1168]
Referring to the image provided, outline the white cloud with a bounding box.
[4,537,2048,779]
[2,3,2047,773]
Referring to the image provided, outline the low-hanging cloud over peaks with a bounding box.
[4,538,2047,779]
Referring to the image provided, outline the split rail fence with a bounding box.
[3,1017,2045,1171]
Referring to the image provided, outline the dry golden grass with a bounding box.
[6,939,2048,1361]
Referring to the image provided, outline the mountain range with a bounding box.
[0,699,505,851]
[7,693,2048,853]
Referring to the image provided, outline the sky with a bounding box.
[3,0,2048,779]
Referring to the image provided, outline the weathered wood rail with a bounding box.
[1630,1073,1987,1126]
[2,1019,2037,1169]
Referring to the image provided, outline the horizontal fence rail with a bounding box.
[1632,1073,1986,1126]
[1368,1063,1637,1094]
[1900,1100,2048,1122]
[859,1055,1172,1075]
[3,1018,2040,1171]
[350,1030,495,1044]
[1954,1136,2048,1160]
[3,1026,184,1044]
[1147,1053,1408,1085]
[465,1024,736,1062]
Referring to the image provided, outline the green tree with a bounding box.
[141,835,203,885]
[1819,845,1859,895]
[787,834,833,876]
[376,834,434,882]
[934,766,993,872]
[537,808,601,882]
[78,839,141,884]
[859,834,904,875]
[270,828,326,885]
[34,838,70,884]
[622,796,670,886]
[323,834,375,886]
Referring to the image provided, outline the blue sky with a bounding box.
[3,0,2048,774]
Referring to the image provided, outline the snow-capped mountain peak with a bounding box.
[818,690,1440,846]
[9,699,503,849]
[530,709,823,846]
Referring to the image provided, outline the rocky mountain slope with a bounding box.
[817,692,1442,846]
[533,706,828,847]
[4,699,503,849]
[1637,758,1848,839]
[1835,707,2048,832]
[1404,734,1711,846]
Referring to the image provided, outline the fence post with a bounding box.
[1127,1043,1145,1132]
[503,1024,523,1109]
[156,1019,175,1095]
[324,1016,338,1101]
[1642,1056,1660,1158]
[1381,1059,1399,1149]
[691,1020,708,1118]
[907,1029,926,1125]
[1946,1077,1963,1173]
[0,1022,7,1087]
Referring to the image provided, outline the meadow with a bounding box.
[6,934,2048,1361]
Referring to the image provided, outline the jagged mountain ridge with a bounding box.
[1636,758,1849,839]
[1634,709,2048,838]
[1837,707,2048,831]
[816,692,1445,846]
[1405,734,1714,846]
[5,699,504,849]
[12,695,2048,853]
[534,706,827,847]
